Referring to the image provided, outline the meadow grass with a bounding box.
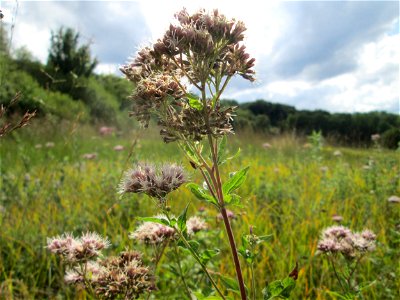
[0,120,399,299]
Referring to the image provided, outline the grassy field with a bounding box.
[0,120,399,299]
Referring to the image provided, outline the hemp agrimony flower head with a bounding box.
[121,8,255,142]
[119,162,186,199]
[186,216,208,235]
[317,226,376,259]
[47,232,110,262]
[130,218,177,245]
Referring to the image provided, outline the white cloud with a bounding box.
[1,0,398,113]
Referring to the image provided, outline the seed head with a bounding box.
[94,251,152,299]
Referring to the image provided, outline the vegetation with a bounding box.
[0,8,399,299]
[0,123,399,299]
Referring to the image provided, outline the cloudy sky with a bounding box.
[1,0,399,113]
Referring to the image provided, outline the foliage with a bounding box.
[1,126,399,299]
[381,128,400,149]
[47,27,98,94]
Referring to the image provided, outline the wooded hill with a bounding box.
[1,27,398,148]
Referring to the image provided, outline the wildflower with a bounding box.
[119,163,186,199]
[64,269,84,284]
[217,209,236,220]
[388,195,400,204]
[121,8,254,143]
[113,145,124,151]
[332,215,343,222]
[333,150,342,156]
[45,142,55,148]
[320,166,329,173]
[187,216,207,235]
[94,251,152,299]
[99,126,114,135]
[130,219,176,244]
[323,226,352,239]
[47,233,75,256]
[35,144,42,149]
[262,143,272,149]
[317,226,376,258]
[82,153,97,160]
[47,232,110,262]
[317,238,341,253]
[371,134,380,141]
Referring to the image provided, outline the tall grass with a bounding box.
[0,121,399,299]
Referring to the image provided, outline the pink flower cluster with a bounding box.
[119,163,186,199]
[130,221,177,245]
[130,215,208,244]
[317,226,376,258]
[47,232,110,262]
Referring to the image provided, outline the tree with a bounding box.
[46,27,98,94]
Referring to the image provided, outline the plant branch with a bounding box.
[173,243,192,299]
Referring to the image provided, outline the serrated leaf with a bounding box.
[136,216,170,226]
[222,166,249,195]
[187,94,203,110]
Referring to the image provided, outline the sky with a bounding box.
[1,0,399,113]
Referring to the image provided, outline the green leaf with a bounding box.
[258,234,273,244]
[217,136,227,165]
[218,274,240,294]
[219,147,241,165]
[178,239,200,252]
[181,144,201,166]
[177,203,190,232]
[187,183,219,207]
[263,277,296,300]
[136,216,170,226]
[200,249,220,265]
[224,194,242,206]
[192,292,225,300]
[187,94,203,110]
[222,166,249,195]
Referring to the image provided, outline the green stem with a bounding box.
[200,82,247,300]
[328,255,346,293]
[173,243,192,299]
[164,211,225,299]
[179,230,225,299]
[250,263,256,300]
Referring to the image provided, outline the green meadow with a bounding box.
[0,121,399,299]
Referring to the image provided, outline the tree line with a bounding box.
[0,26,398,148]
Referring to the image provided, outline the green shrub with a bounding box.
[73,78,120,122]
[381,127,400,149]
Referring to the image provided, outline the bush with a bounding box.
[73,78,120,122]
[381,128,400,149]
